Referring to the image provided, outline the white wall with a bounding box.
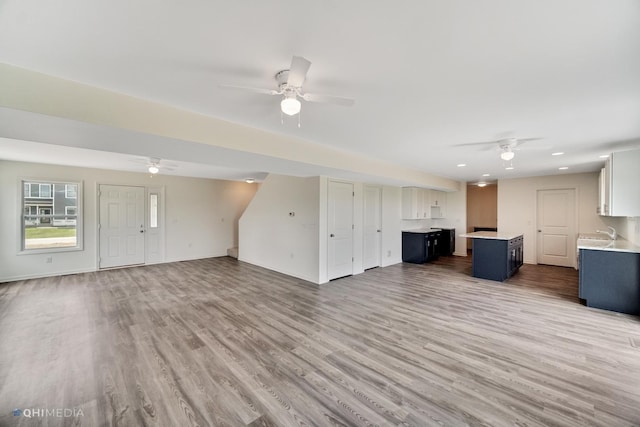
[240,175,405,285]
[621,217,640,246]
[0,160,256,282]
[239,174,321,283]
[497,172,623,264]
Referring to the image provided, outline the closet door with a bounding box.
[328,180,354,280]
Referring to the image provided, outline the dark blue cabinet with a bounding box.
[402,231,440,264]
[579,249,640,314]
[433,227,455,256]
[471,236,523,281]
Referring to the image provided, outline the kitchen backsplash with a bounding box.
[401,219,433,230]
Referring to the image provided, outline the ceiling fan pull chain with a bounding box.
[280,110,284,125]
[298,111,301,128]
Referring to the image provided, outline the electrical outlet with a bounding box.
[387,250,391,257]
[45,257,52,263]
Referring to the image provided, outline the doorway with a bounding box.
[363,185,382,270]
[327,180,354,280]
[536,188,576,267]
[99,185,145,269]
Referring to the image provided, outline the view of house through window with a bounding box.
[22,180,81,251]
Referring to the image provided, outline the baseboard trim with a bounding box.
[0,267,96,283]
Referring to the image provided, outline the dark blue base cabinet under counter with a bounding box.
[579,249,640,315]
[402,230,440,263]
[472,236,523,281]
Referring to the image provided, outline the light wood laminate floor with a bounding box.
[1,256,639,426]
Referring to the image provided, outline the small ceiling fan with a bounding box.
[455,137,544,161]
[131,157,177,174]
[220,56,355,118]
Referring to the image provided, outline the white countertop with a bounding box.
[403,228,441,233]
[459,231,523,240]
[578,238,640,254]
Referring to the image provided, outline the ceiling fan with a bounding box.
[131,157,177,174]
[220,56,355,119]
[455,137,544,161]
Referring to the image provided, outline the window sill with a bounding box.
[17,246,84,256]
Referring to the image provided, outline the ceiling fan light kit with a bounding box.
[456,137,543,168]
[148,165,159,174]
[221,55,354,124]
[281,95,301,116]
[500,149,515,161]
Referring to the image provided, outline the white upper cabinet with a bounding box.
[402,188,447,219]
[600,149,640,217]
[597,167,609,215]
[429,190,446,218]
[401,187,430,219]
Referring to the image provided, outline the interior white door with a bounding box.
[536,188,576,267]
[328,180,354,280]
[99,185,145,268]
[363,185,382,270]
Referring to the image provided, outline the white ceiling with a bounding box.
[1,0,639,184]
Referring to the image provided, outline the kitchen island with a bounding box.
[460,231,524,281]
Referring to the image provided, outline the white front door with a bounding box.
[328,180,354,280]
[363,185,382,270]
[537,188,576,267]
[99,185,145,269]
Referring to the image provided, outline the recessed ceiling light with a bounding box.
[505,166,514,170]
[482,173,490,177]
[552,152,564,156]
[245,178,255,183]
[477,182,487,187]
[599,154,609,158]
[457,163,466,167]
[559,166,569,170]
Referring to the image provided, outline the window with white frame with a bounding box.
[24,183,52,199]
[65,184,77,199]
[21,180,83,252]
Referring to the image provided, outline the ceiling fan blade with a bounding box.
[287,56,311,87]
[219,84,280,96]
[507,138,544,150]
[301,92,355,106]
[454,137,543,149]
[452,141,498,148]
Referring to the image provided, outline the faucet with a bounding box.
[596,226,617,240]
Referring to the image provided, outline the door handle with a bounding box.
[537,230,541,232]
[376,229,381,232]
[330,234,335,237]
[140,230,145,233]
